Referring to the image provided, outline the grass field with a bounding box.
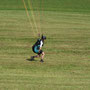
[0,0,90,90]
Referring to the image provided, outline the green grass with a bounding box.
[0,0,90,12]
[0,0,90,90]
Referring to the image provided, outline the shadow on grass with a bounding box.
[26,58,37,62]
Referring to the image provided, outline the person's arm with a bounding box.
[39,47,42,52]
[39,41,43,51]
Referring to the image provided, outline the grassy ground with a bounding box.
[0,0,90,90]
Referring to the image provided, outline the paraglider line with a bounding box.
[22,0,36,37]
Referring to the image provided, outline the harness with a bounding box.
[32,39,41,53]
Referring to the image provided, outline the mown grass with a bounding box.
[0,0,90,12]
[0,0,90,90]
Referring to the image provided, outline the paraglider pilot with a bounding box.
[30,35,46,62]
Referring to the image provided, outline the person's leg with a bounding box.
[40,52,45,62]
[30,54,40,60]
[33,55,40,58]
[41,52,45,59]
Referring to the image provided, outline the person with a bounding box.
[30,35,46,62]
